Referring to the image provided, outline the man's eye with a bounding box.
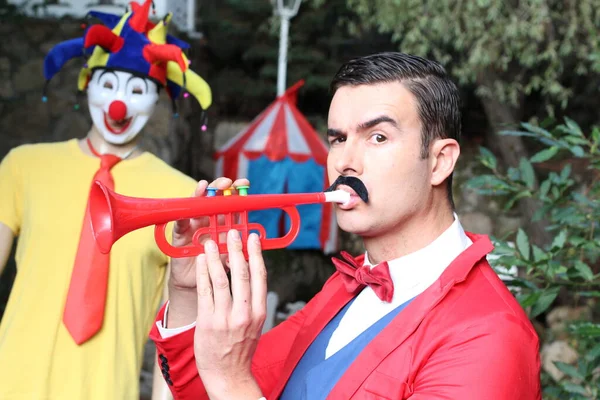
[370,134,387,143]
[132,87,143,95]
[103,82,114,89]
[329,136,346,145]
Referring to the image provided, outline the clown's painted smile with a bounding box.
[104,113,133,134]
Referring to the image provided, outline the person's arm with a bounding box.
[408,314,541,400]
[152,264,174,400]
[150,177,260,400]
[151,296,309,400]
[0,222,15,277]
[0,148,22,275]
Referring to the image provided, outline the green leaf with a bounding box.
[520,122,553,138]
[530,146,559,163]
[516,229,530,260]
[574,260,594,281]
[499,129,539,138]
[560,164,572,180]
[465,176,513,194]
[539,179,551,198]
[554,361,586,380]
[564,136,589,146]
[478,147,497,169]
[569,322,600,338]
[551,230,568,250]
[504,191,531,210]
[517,291,540,308]
[591,127,600,145]
[570,145,585,157]
[531,287,560,317]
[587,343,600,360]
[519,158,536,189]
[561,382,588,396]
[578,291,600,298]
[532,245,547,262]
[564,117,584,137]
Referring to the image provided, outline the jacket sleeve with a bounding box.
[149,297,311,400]
[408,313,542,400]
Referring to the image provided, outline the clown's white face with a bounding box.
[87,69,159,145]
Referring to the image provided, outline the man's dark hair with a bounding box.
[330,52,461,208]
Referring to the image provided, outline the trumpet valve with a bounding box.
[236,185,249,196]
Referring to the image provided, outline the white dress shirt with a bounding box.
[157,215,472,360]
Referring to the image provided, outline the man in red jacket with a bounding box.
[149,52,542,399]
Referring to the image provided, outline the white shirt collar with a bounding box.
[362,214,473,302]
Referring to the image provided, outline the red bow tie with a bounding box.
[331,251,394,302]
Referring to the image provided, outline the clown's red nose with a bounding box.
[108,100,127,121]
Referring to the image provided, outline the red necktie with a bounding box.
[331,251,394,302]
[63,151,121,345]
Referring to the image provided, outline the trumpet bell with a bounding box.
[89,180,116,254]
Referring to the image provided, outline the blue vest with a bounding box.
[280,297,413,399]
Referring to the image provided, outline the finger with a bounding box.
[209,177,234,191]
[173,218,190,236]
[247,233,267,321]
[204,239,232,315]
[194,180,209,197]
[231,178,250,225]
[175,181,207,237]
[227,230,251,316]
[196,254,214,315]
[232,178,250,191]
[187,180,211,229]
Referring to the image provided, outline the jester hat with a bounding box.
[43,0,212,117]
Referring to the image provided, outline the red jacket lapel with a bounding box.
[329,233,494,398]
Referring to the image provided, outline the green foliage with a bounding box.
[467,118,600,398]
[341,0,600,112]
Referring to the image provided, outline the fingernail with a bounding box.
[205,240,217,252]
[249,233,260,244]
[229,230,240,241]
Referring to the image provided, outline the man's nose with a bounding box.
[334,139,363,175]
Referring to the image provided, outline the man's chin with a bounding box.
[335,214,374,237]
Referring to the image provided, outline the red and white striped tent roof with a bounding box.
[214,80,328,178]
[214,80,338,253]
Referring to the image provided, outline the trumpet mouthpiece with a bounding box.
[324,190,351,205]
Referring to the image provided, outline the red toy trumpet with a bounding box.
[89,180,350,258]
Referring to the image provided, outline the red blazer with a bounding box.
[150,233,541,399]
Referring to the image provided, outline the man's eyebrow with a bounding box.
[326,115,397,137]
[357,115,398,131]
[327,128,344,137]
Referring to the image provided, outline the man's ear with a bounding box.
[430,138,460,186]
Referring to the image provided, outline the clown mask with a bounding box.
[87,69,159,145]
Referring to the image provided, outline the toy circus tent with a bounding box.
[214,80,338,253]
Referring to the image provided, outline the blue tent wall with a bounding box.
[246,156,325,249]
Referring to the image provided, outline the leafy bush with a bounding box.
[467,118,600,399]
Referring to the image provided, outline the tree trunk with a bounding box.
[477,74,552,247]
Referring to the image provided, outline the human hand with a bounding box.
[167,177,250,328]
[194,230,267,399]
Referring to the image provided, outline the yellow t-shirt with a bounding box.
[0,139,197,400]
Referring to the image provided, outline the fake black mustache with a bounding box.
[325,176,369,203]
